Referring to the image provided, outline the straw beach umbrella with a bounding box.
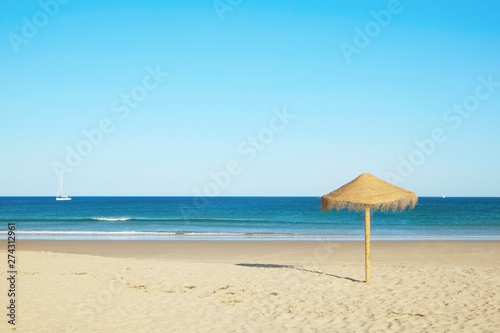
[321,173,417,283]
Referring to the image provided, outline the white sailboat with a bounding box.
[56,174,71,201]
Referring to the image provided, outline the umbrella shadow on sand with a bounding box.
[235,263,362,283]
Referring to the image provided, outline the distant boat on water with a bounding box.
[56,174,71,201]
[442,195,446,199]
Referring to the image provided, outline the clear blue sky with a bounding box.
[1,0,499,196]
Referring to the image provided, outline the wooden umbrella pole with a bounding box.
[364,205,371,283]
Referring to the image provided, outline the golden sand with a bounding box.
[1,241,499,332]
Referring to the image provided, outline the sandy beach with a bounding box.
[1,240,499,332]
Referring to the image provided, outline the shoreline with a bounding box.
[9,233,500,242]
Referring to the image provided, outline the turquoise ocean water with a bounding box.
[1,197,499,241]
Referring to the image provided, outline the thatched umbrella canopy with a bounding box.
[321,173,417,283]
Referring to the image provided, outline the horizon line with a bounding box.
[1,195,499,198]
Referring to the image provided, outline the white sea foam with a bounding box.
[92,217,132,222]
[5,231,500,242]
[15,231,174,235]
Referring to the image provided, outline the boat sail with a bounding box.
[56,174,71,201]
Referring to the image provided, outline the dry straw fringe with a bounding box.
[321,196,418,212]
